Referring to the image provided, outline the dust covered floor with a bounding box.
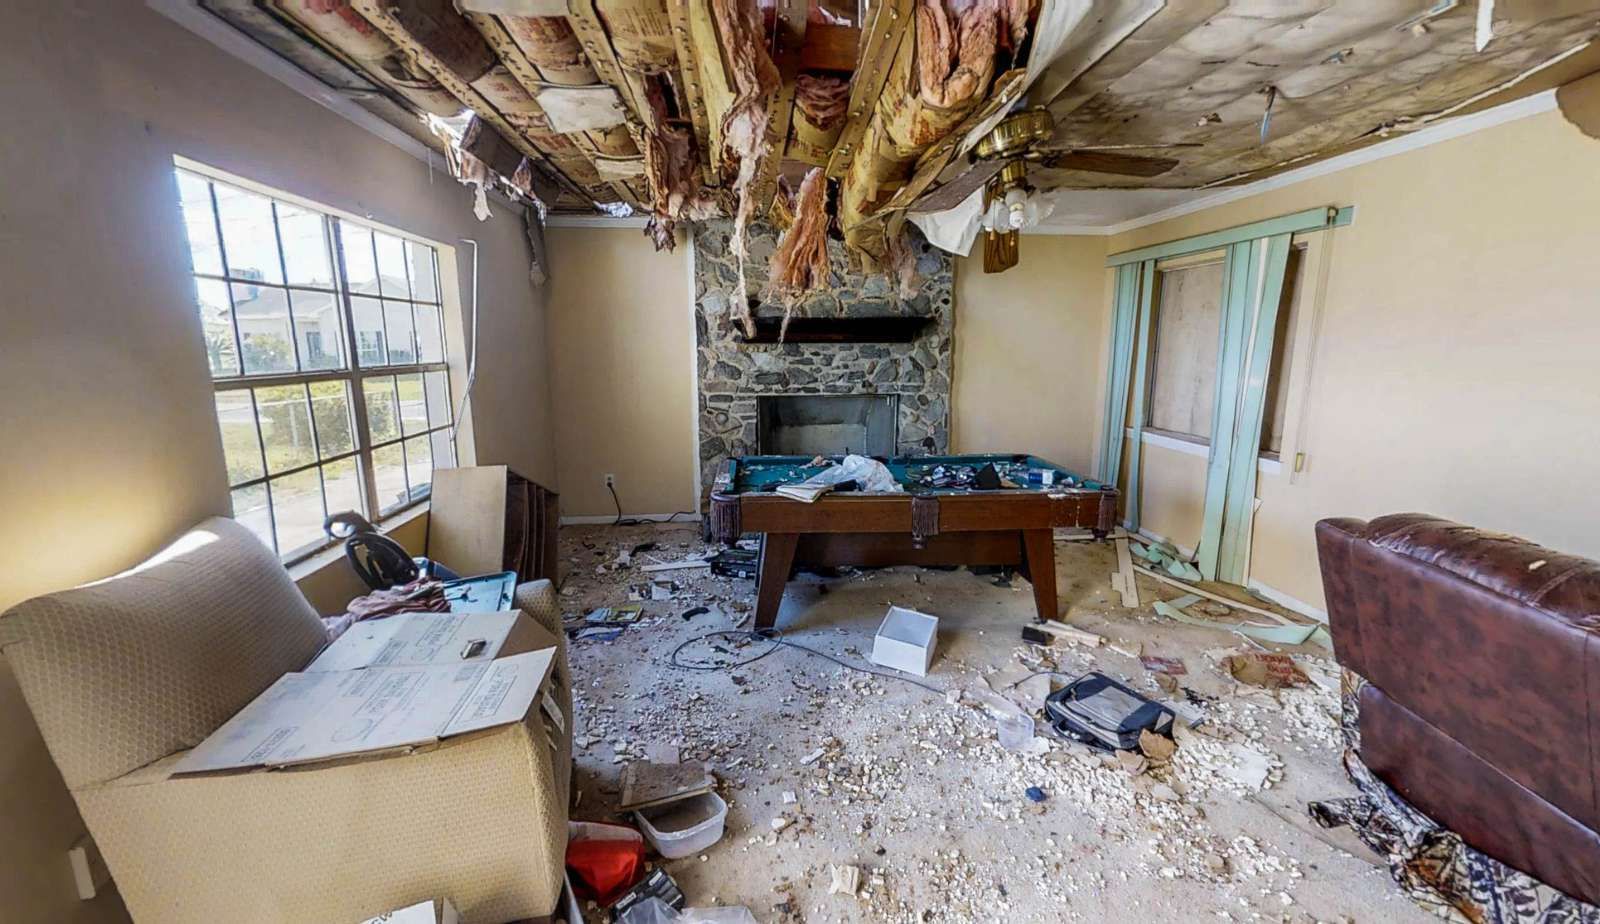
[559,523,1430,923]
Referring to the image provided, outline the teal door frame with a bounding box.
[1099,205,1353,582]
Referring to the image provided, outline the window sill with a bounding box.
[287,502,430,584]
[1125,427,1283,475]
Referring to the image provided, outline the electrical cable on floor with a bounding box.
[608,481,696,526]
[667,628,945,695]
[1005,669,1076,689]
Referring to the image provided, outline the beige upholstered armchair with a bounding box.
[0,517,572,924]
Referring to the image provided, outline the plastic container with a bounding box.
[634,792,728,859]
[870,606,939,676]
[994,711,1036,750]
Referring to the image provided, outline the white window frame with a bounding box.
[176,158,461,563]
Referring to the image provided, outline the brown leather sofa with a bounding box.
[1315,513,1600,906]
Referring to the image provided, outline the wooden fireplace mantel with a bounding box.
[737,316,935,344]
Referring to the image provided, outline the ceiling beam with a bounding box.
[467,12,641,204]
[753,0,809,208]
[824,0,913,180]
[566,0,652,125]
[349,0,596,204]
[666,0,716,183]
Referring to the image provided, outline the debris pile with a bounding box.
[559,524,1382,922]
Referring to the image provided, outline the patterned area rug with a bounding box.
[1308,673,1599,924]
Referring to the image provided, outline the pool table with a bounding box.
[708,454,1118,628]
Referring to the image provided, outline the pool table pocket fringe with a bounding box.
[911,496,941,544]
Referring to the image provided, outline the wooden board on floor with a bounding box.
[1113,535,1140,608]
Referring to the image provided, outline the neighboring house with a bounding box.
[206,270,416,371]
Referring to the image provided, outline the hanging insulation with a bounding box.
[642,77,717,250]
[710,0,780,337]
[768,175,798,230]
[883,227,924,300]
[916,0,1001,110]
[500,15,600,84]
[788,74,851,164]
[838,0,1009,267]
[763,167,832,314]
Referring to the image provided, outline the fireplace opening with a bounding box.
[757,395,898,457]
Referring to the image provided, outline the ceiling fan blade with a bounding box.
[906,159,1007,214]
[1035,150,1179,177]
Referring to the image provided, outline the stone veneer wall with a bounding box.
[694,219,955,491]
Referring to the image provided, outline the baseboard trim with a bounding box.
[560,514,703,525]
[1245,579,1328,625]
[1132,527,1328,624]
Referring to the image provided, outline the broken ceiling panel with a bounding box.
[535,84,633,131]
[196,0,1600,231]
[264,0,464,115]
[1038,1,1600,189]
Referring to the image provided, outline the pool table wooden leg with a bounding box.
[754,532,799,630]
[1021,528,1058,622]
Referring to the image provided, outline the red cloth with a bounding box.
[566,824,646,907]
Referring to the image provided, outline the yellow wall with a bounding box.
[546,227,699,517]
[952,235,1110,475]
[0,4,554,920]
[1107,108,1600,610]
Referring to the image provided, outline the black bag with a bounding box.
[1045,672,1174,751]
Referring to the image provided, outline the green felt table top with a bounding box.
[721,453,1108,494]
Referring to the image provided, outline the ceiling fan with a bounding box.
[949,108,1187,272]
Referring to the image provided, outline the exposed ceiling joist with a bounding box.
[752,0,809,207]
[467,11,640,202]
[824,0,912,181]
[185,0,1600,275]
[666,0,716,183]
[348,0,604,203]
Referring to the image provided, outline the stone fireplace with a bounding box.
[694,220,955,492]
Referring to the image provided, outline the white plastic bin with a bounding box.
[870,606,939,676]
[634,792,728,859]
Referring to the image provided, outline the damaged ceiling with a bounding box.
[197,0,1600,271]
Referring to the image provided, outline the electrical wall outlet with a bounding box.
[603,473,616,488]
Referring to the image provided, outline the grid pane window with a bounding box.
[177,167,455,561]
[365,371,456,513]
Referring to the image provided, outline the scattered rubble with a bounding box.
[559,524,1400,923]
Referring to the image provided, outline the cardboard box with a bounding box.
[870,606,939,676]
[306,610,531,672]
[360,898,459,924]
[176,611,558,775]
